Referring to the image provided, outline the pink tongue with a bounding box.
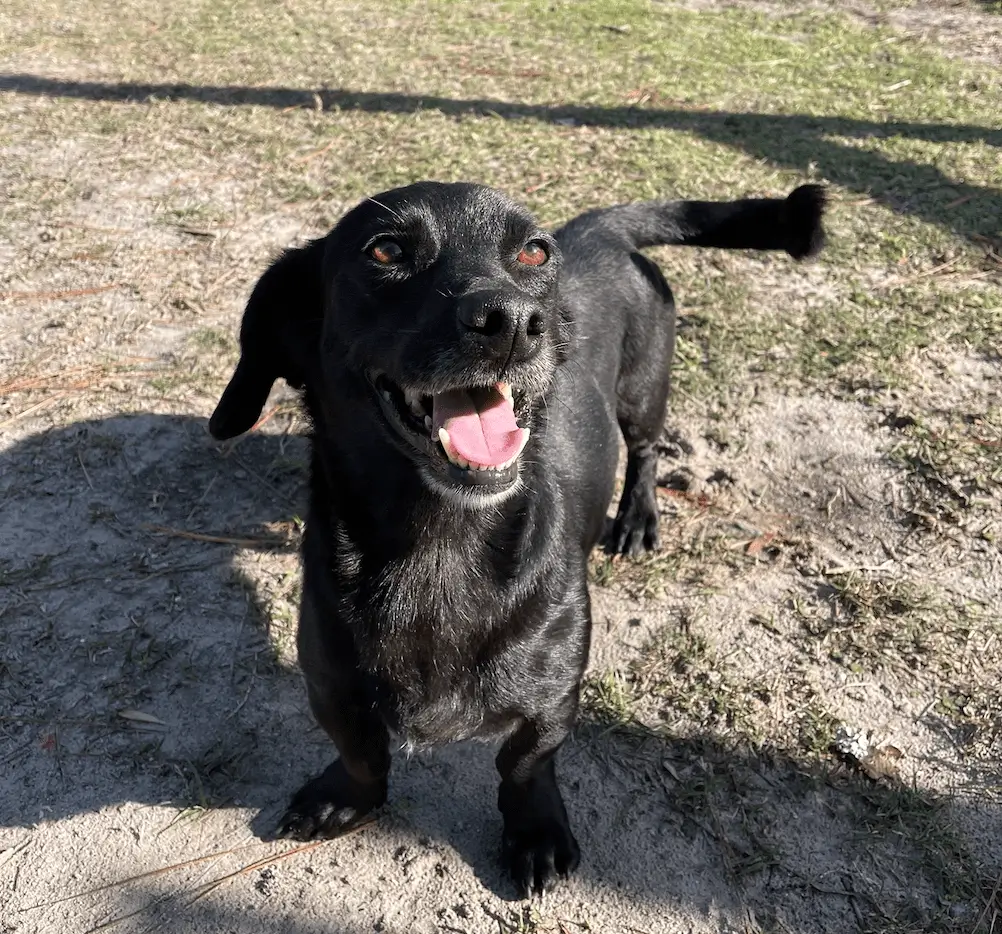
[432,384,525,467]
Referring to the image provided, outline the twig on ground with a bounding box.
[219,403,284,453]
[0,392,70,428]
[0,839,31,873]
[0,283,123,302]
[876,256,962,290]
[229,452,295,506]
[972,869,1002,934]
[0,357,158,395]
[185,837,336,904]
[83,823,377,934]
[294,139,337,163]
[19,559,230,593]
[142,524,287,548]
[78,451,95,490]
[19,844,263,910]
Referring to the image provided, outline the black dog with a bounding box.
[209,181,825,894]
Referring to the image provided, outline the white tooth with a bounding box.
[438,428,469,469]
[424,415,432,431]
[498,382,513,402]
[381,391,392,402]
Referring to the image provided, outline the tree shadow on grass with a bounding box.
[1,74,1000,245]
[2,413,1000,932]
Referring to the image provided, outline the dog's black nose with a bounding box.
[457,292,545,364]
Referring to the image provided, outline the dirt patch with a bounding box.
[852,0,1002,69]
[667,0,1002,68]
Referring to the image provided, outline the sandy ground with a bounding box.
[2,351,999,933]
[2,1,1001,932]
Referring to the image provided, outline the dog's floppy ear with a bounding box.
[209,239,325,440]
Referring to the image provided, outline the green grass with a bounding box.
[937,686,1002,763]
[583,615,844,753]
[794,570,993,676]
[188,327,235,353]
[889,406,1002,531]
[5,0,997,400]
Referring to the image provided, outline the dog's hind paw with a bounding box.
[611,511,660,557]
[503,819,581,897]
[276,759,386,841]
[610,489,660,557]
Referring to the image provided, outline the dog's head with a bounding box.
[210,182,569,507]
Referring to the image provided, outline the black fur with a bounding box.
[210,181,826,894]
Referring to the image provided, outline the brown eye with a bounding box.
[369,239,403,264]
[517,241,548,267]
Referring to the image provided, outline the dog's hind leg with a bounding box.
[610,253,676,557]
[612,432,663,556]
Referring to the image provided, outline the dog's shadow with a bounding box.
[1,412,997,928]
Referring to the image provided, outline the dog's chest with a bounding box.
[346,544,524,745]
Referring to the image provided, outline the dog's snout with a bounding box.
[458,292,545,364]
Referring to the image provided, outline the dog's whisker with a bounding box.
[365,195,406,223]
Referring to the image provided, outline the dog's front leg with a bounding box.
[496,711,580,896]
[278,678,390,840]
[278,590,391,840]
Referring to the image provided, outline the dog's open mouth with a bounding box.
[373,375,530,488]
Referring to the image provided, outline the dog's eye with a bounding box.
[368,239,404,265]
[516,241,548,267]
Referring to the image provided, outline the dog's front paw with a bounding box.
[277,759,386,841]
[502,816,580,896]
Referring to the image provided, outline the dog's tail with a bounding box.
[590,184,827,260]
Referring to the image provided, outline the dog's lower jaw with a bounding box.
[419,461,525,509]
